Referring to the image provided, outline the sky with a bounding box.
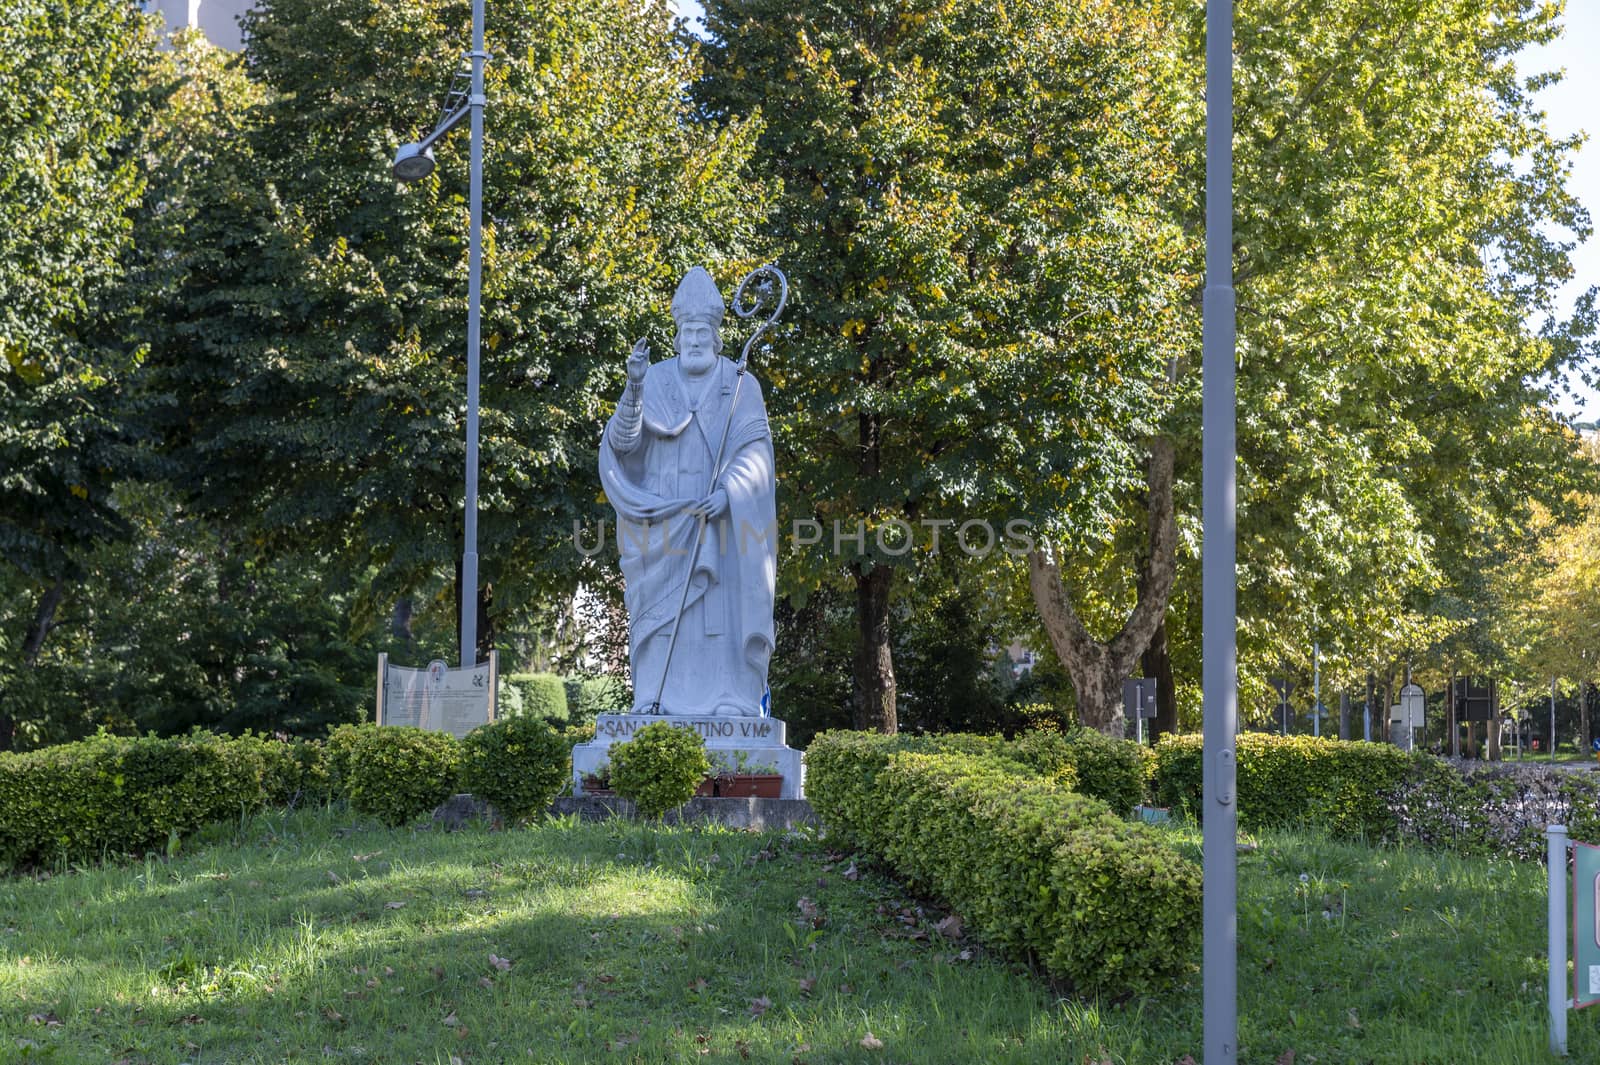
[667,1,1598,419]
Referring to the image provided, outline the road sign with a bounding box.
[1122,678,1158,720]
[1454,676,1496,722]
[1576,840,1600,1009]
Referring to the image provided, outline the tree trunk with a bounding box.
[3,580,66,752]
[852,563,896,732]
[1028,438,1178,737]
[1142,618,1177,742]
[1582,681,1591,758]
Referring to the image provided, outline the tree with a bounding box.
[138,0,765,663]
[0,1,165,748]
[1030,0,1597,734]
[698,0,1189,731]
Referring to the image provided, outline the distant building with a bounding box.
[146,0,252,51]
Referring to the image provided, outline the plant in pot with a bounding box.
[709,751,784,798]
[581,762,613,796]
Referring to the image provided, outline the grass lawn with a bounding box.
[2,805,1596,1064]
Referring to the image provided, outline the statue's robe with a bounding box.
[599,356,776,715]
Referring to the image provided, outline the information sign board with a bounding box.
[375,652,497,739]
[1575,840,1600,1009]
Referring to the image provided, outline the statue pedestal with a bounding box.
[572,714,804,800]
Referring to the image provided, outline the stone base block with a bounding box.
[572,713,805,799]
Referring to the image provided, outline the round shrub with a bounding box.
[503,673,569,722]
[346,727,462,827]
[460,715,569,821]
[608,722,711,819]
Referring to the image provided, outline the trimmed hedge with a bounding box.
[806,732,1201,994]
[562,674,629,723]
[502,673,569,722]
[1151,732,1418,838]
[1011,728,1142,814]
[0,730,318,871]
[346,727,462,827]
[460,715,568,821]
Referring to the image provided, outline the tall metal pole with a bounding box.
[1201,0,1238,1059]
[460,0,486,668]
[1552,676,1559,764]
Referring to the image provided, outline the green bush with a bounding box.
[1011,727,1143,814]
[503,673,569,723]
[806,734,1201,995]
[346,727,462,827]
[608,722,711,819]
[1151,732,1417,838]
[799,730,1020,848]
[324,722,374,798]
[460,716,569,821]
[0,730,283,871]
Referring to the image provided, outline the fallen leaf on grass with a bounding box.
[1346,1008,1361,1029]
[1083,1054,1112,1065]
[488,953,513,972]
[798,977,816,995]
[383,966,396,976]
[321,1007,344,1024]
[326,870,342,885]
[1173,1057,1198,1065]
[353,851,381,862]
[478,977,495,990]
[749,996,772,1017]
[796,897,820,920]
[26,1012,61,1028]
[610,1033,640,1051]
[441,1012,459,1026]
[860,1032,884,1050]
[689,978,709,994]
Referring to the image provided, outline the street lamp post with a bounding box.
[393,0,487,670]
[1202,0,1238,1061]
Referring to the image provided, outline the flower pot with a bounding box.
[711,774,782,799]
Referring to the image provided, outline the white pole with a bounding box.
[1550,824,1569,1056]
[1201,0,1238,1058]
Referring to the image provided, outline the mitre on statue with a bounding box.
[671,266,725,325]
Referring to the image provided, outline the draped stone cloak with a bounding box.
[599,356,777,715]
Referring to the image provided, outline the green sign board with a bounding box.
[1574,841,1600,1009]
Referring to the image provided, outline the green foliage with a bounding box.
[607,722,711,819]
[805,733,1201,995]
[698,0,1187,726]
[503,673,569,723]
[345,727,462,828]
[562,675,630,724]
[138,0,765,655]
[1011,728,1143,815]
[0,729,328,870]
[460,716,568,821]
[1152,733,1418,839]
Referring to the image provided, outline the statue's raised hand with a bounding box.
[626,338,649,393]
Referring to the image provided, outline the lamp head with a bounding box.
[392,142,436,182]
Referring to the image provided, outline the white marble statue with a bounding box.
[598,267,777,716]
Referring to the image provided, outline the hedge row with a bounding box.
[0,729,331,871]
[1151,732,1418,838]
[806,731,1201,995]
[1,716,574,872]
